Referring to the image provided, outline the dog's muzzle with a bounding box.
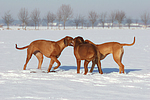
[70,41,74,46]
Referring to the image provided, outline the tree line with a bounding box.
[1,4,150,30]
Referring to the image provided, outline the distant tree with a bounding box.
[141,12,149,28]
[2,11,14,29]
[18,8,29,30]
[135,19,139,28]
[30,8,40,29]
[80,16,85,29]
[109,11,116,28]
[107,19,111,28]
[73,15,81,29]
[86,23,89,29]
[115,10,126,28]
[58,4,73,29]
[38,18,42,29]
[99,12,107,28]
[88,11,98,29]
[44,11,51,29]
[126,17,132,29]
[45,11,56,29]
[56,10,62,30]
[50,12,56,29]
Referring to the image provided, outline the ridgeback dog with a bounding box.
[15,36,74,72]
[85,37,135,74]
[73,36,103,75]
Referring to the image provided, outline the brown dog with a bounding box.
[15,36,74,72]
[85,37,135,74]
[73,36,103,75]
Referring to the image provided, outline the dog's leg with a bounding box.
[84,60,89,75]
[51,56,61,70]
[116,61,124,74]
[47,59,54,72]
[23,49,32,70]
[97,60,103,74]
[35,52,43,69]
[120,48,124,73]
[113,49,125,73]
[77,59,81,74]
[89,60,95,73]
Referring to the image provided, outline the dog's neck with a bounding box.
[57,38,67,51]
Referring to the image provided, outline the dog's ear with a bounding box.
[77,37,84,43]
[64,37,68,46]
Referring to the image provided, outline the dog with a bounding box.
[73,36,103,75]
[15,36,74,72]
[85,37,135,74]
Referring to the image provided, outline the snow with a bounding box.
[0,28,150,100]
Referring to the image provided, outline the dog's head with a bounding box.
[73,36,84,47]
[64,36,74,46]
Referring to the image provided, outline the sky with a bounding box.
[0,0,150,19]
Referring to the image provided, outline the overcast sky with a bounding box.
[0,0,150,19]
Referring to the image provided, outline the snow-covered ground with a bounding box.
[0,28,150,100]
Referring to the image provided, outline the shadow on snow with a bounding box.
[58,66,141,74]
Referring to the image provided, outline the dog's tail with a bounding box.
[121,37,135,46]
[15,44,29,50]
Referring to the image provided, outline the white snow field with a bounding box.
[0,28,150,100]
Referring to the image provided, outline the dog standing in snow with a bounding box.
[85,37,135,74]
[73,36,103,75]
[15,36,74,72]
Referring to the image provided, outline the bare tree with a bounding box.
[49,12,56,29]
[89,11,98,29]
[58,4,73,29]
[135,19,139,28]
[38,18,42,29]
[80,16,85,29]
[99,12,107,28]
[2,11,14,29]
[45,11,56,29]
[30,8,40,29]
[18,8,29,30]
[109,11,116,28]
[141,12,149,28]
[126,17,132,29]
[86,23,89,29]
[73,15,81,29]
[115,10,126,28]
[107,19,111,28]
[44,12,51,29]
[57,10,62,30]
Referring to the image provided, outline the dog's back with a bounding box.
[77,43,97,61]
